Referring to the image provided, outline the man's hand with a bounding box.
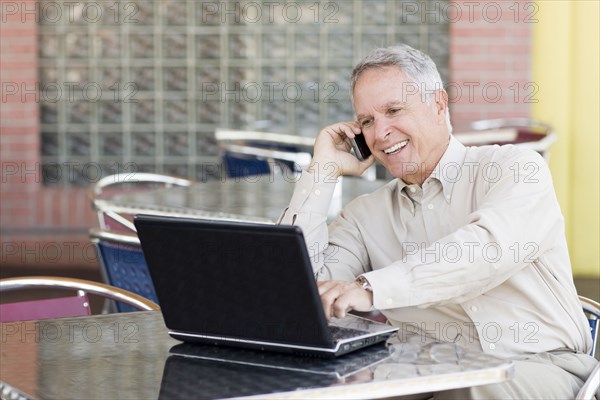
[317,280,374,320]
[308,121,375,179]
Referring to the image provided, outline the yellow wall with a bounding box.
[532,1,599,276]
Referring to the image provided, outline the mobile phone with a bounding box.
[350,133,371,161]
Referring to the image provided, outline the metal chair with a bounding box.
[454,118,557,162]
[580,296,600,358]
[576,295,600,400]
[89,228,158,313]
[215,128,380,180]
[0,290,91,323]
[0,276,159,322]
[215,128,314,178]
[577,362,600,400]
[89,173,194,232]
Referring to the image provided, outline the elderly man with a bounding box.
[279,45,596,399]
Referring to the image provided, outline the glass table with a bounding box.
[0,311,513,399]
[96,174,389,226]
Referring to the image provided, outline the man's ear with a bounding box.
[434,88,448,123]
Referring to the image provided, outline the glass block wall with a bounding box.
[39,0,449,185]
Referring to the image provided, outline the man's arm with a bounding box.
[364,148,564,310]
[278,121,374,274]
[278,121,375,318]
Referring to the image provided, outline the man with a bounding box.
[279,45,596,399]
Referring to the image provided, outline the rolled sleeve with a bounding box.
[278,171,338,275]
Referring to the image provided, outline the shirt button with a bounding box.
[386,298,393,305]
[315,189,321,196]
[427,204,434,210]
[409,187,416,193]
[470,305,478,312]
[489,343,496,350]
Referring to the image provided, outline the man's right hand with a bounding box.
[308,121,375,179]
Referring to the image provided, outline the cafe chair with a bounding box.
[580,295,600,358]
[89,172,194,232]
[215,128,313,178]
[577,362,600,400]
[89,228,158,313]
[454,118,557,162]
[0,276,159,323]
[576,296,600,400]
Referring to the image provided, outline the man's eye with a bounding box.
[359,119,373,127]
[389,108,402,114]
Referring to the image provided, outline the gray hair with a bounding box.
[350,45,452,133]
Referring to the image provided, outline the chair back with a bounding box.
[90,228,158,313]
[0,294,91,323]
[88,173,194,232]
[454,118,557,162]
[576,295,600,400]
[0,276,159,321]
[215,129,313,178]
[580,295,600,358]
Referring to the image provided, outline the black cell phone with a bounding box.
[350,133,371,161]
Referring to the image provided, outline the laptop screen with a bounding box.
[134,215,333,347]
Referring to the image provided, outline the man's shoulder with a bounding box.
[464,143,546,166]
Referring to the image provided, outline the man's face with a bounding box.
[353,66,450,184]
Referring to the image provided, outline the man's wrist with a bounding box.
[355,275,372,292]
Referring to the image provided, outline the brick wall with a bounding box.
[0,0,533,271]
[449,0,532,128]
[1,0,40,226]
[1,0,96,270]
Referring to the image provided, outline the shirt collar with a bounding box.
[393,135,467,208]
[429,135,467,203]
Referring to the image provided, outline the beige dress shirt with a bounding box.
[279,136,592,358]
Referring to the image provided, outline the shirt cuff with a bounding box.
[362,266,413,310]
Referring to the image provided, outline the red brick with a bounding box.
[0,126,39,134]
[0,66,37,77]
[452,26,507,38]
[488,44,531,55]
[0,106,36,119]
[6,142,39,152]
[0,26,36,36]
[0,191,35,202]
[2,41,36,54]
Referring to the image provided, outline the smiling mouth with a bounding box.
[384,139,409,155]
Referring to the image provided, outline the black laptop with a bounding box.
[134,215,398,357]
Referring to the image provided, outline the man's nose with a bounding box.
[373,117,391,141]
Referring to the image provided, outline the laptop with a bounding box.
[134,215,398,357]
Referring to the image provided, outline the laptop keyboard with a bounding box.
[329,325,368,342]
